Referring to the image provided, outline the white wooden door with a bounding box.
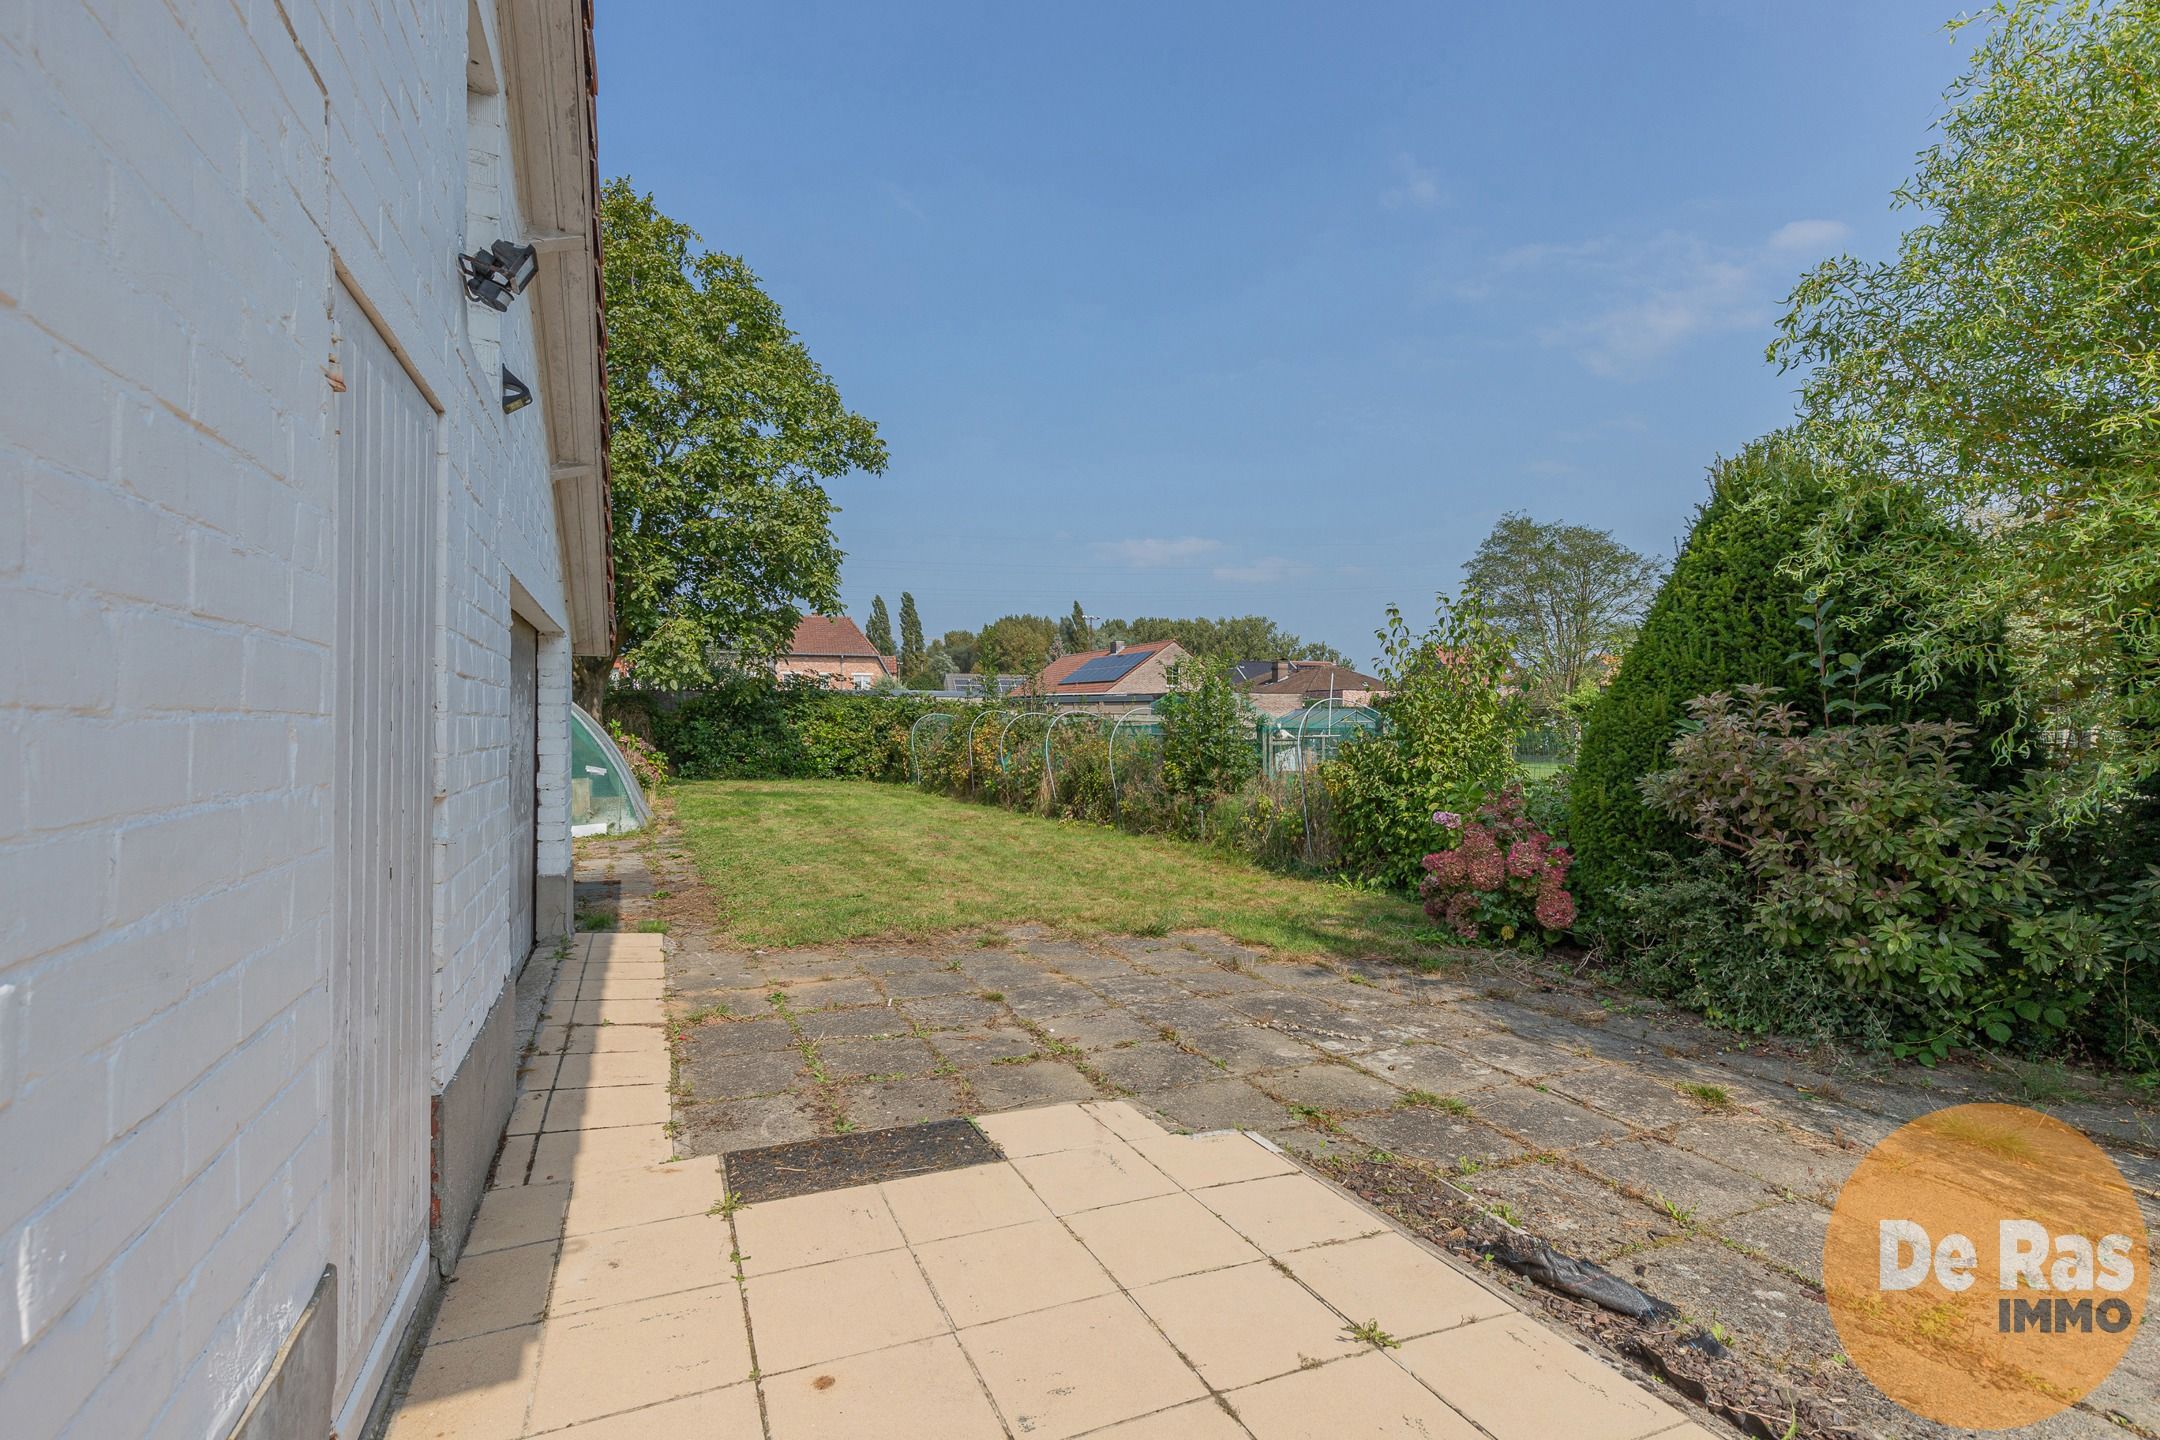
[331,285,436,1404]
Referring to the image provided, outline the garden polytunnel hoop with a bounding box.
[908,711,956,784]
[1106,710,1165,803]
[992,708,1036,770]
[964,708,1002,787]
[1285,700,1386,860]
[1041,711,1109,808]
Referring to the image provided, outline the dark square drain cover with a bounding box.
[723,1118,1002,1204]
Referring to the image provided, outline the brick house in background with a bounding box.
[1,4,611,1437]
[774,614,896,689]
[1233,659,1386,717]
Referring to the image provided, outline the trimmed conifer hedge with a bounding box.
[1571,436,2023,910]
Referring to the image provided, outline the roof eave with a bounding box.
[503,0,614,657]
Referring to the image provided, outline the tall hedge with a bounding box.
[607,678,958,782]
[1571,436,2023,907]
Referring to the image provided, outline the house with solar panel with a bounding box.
[1038,639,1193,710]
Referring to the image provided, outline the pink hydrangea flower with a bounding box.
[1422,849,1467,884]
[1459,827,1504,890]
[1505,838,1543,879]
[1535,885,1577,931]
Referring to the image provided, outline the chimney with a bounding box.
[1109,640,1125,654]
[1271,658,1290,682]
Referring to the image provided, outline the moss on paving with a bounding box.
[674,779,1451,966]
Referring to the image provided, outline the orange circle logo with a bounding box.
[1825,1104,2148,1429]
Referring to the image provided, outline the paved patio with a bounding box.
[377,831,2160,1439]
[386,930,1713,1439]
[651,922,2156,1438]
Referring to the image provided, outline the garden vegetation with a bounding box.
[610,0,2159,1076]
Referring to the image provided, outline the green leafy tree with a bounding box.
[1327,596,1524,888]
[1156,657,1259,801]
[1058,601,1096,655]
[974,614,1058,675]
[1770,0,2160,816]
[1462,514,1663,706]
[898,592,924,675]
[941,629,977,674]
[865,596,894,656]
[587,179,887,711]
[903,641,952,690]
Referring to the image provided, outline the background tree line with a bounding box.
[854,603,1347,688]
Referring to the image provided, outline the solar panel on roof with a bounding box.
[1063,649,1152,685]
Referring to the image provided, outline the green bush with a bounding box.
[1157,657,1260,802]
[1328,597,1523,888]
[1641,689,2104,1061]
[1519,767,1571,849]
[2045,778,2160,1070]
[903,694,1345,877]
[606,719,671,794]
[1205,777,1309,870]
[1572,435,2023,908]
[1609,852,1896,1049]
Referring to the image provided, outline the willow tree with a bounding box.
[1771,0,2160,814]
[585,179,887,712]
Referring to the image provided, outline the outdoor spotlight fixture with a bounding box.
[459,238,538,311]
[501,367,532,415]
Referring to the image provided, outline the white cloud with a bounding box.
[1546,242,1759,377]
[1094,536,1221,568]
[1381,154,1445,211]
[1212,556,1310,584]
[1765,218,1852,255]
[1457,218,1853,378]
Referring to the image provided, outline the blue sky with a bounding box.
[594,2,1977,668]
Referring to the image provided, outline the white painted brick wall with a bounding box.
[0,2,584,1435]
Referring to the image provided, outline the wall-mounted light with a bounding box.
[459,239,537,311]
[502,367,532,415]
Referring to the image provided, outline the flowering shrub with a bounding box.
[1639,688,2106,1061]
[1418,786,1577,947]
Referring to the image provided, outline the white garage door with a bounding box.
[330,284,436,1408]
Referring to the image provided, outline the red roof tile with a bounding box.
[786,614,888,667]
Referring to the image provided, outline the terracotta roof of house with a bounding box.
[1039,641,1185,694]
[1237,660,1382,695]
[786,614,888,667]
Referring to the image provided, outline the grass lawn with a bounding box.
[672,779,1454,965]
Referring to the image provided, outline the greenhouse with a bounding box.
[570,704,652,836]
